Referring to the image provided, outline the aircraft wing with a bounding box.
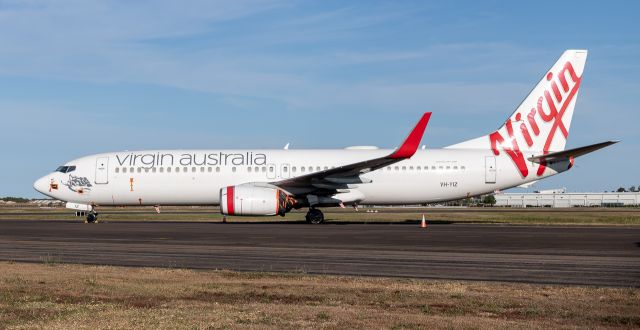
[528,140,619,163]
[272,112,431,194]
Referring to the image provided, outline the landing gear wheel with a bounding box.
[86,211,98,223]
[305,208,324,224]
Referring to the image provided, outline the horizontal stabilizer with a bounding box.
[518,180,538,188]
[528,141,618,163]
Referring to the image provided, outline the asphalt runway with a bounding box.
[0,220,639,287]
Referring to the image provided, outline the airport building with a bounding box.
[495,189,640,207]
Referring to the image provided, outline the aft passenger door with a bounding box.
[95,156,109,184]
[485,156,496,184]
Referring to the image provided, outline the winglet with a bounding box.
[389,112,432,159]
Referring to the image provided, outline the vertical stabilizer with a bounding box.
[447,49,587,153]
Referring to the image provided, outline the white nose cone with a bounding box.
[33,176,51,196]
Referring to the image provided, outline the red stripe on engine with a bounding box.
[226,186,235,215]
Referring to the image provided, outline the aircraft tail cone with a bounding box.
[421,214,427,229]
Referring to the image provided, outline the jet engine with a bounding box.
[220,183,297,216]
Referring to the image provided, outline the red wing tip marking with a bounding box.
[389,112,432,159]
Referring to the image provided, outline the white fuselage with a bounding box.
[32,50,595,215]
[34,148,569,207]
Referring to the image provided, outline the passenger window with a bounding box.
[123,167,127,173]
[416,166,421,170]
[292,166,296,172]
[301,167,306,172]
[144,168,149,173]
[461,166,466,170]
[232,167,236,172]
[394,166,399,171]
[207,167,212,172]
[387,166,391,171]
[175,167,180,173]
[115,168,120,173]
[316,166,321,171]
[261,167,266,172]
[216,167,220,173]
[159,167,164,173]
[324,166,328,170]
[269,166,274,172]
[432,166,436,170]
[409,166,414,170]
[402,166,406,171]
[283,166,288,172]
[254,167,259,172]
[308,166,313,172]
[439,166,443,170]
[446,166,450,170]
[453,166,458,170]
[167,167,172,173]
[247,167,252,172]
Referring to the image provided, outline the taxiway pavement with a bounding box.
[0,220,638,286]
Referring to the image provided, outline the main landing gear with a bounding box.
[305,208,324,224]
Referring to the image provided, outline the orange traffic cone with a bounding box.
[421,214,427,229]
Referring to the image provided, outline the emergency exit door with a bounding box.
[280,163,291,179]
[266,163,276,179]
[485,156,496,184]
[95,157,109,184]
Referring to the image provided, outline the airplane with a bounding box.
[34,49,617,224]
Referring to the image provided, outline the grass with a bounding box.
[1,205,640,225]
[0,262,638,329]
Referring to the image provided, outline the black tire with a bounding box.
[86,213,97,223]
[305,209,324,224]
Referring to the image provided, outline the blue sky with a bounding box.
[1,0,638,197]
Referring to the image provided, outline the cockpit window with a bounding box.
[55,166,76,173]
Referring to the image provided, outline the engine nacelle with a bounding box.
[220,183,296,216]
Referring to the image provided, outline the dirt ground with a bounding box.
[0,262,638,329]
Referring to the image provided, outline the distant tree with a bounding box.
[616,187,627,193]
[1,197,31,203]
[482,195,496,206]
[630,186,637,192]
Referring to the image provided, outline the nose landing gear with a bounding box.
[305,208,324,224]
[85,209,99,223]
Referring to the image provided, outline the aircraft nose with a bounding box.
[33,175,52,195]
